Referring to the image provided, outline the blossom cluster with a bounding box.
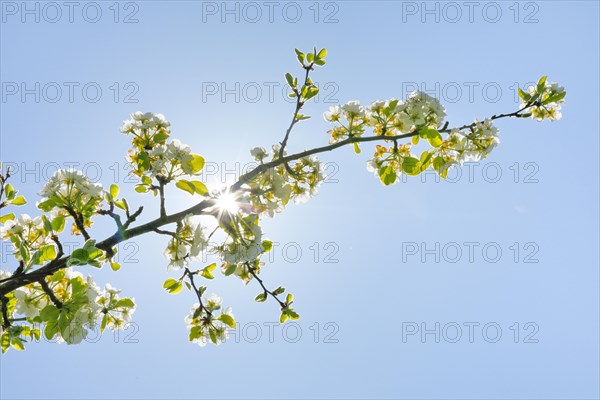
[0,213,57,266]
[184,295,235,346]
[0,268,135,352]
[120,112,205,188]
[216,214,268,284]
[245,145,325,216]
[163,214,208,270]
[520,77,566,121]
[37,169,104,234]
[323,91,446,143]
[448,119,500,164]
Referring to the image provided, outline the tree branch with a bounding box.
[0,102,534,298]
[38,279,62,309]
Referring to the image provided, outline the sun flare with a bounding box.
[216,191,240,214]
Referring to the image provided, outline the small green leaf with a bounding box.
[353,143,361,154]
[379,165,397,186]
[217,313,236,328]
[51,214,65,232]
[223,263,237,276]
[317,48,327,59]
[402,157,422,176]
[420,128,443,147]
[187,154,205,174]
[10,196,26,206]
[71,248,89,263]
[294,48,305,65]
[176,179,208,196]
[0,213,15,223]
[262,240,273,253]
[11,337,25,351]
[116,298,135,308]
[285,73,294,87]
[41,215,53,233]
[280,312,289,323]
[255,292,267,302]
[201,263,216,280]
[110,261,121,271]
[110,184,119,199]
[37,198,56,212]
[163,278,183,294]
[537,76,547,93]
[273,286,285,295]
[1,332,9,354]
[39,305,60,321]
[87,246,103,260]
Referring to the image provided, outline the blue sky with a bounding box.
[1,1,599,399]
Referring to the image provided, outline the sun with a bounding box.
[216,191,240,214]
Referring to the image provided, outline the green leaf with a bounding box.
[153,130,169,144]
[163,278,183,294]
[1,332,10,354]
[0,213,15,223]
[420,128,443,147]
[201,263,217,280]
[412,135,420,145]
[273,286,285,295]
[262,240,273,253]
[110,261,121,271]
[317,48,327,59]
[70,248,89,264]
[44,321,59,340]
[11,337,25,351]
[286,293,294,304]
[4,184,14,200]
[217,313,236,328]
[223,263,237,276]
[285,73,294,87]
[544,91,566,104]
[187,154,205,174]
[19,243,30,263]
[280,312,289,323]
[39,305,60,321]
[134,185,148,193]
[294,48,305,65]
[402,157,422,176]
[420,151,434,171]
[255,292,267,302]
[116,298,135,308]
[37,198,56,212]
[51,214,65,232]
[303,86,319,101]
[176,179,208,196]
[537,76,547,93]
[109,184,119,199]
[353,143,361,154]
[87,246,103,260]
[100,314,108,333]
[209,328,218,344]
[518,87,530,101]
[137,151,150,172]
[36,244,57,263]
[10,196,26,205]
[379,165,397,186]
[41,215,53,233]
